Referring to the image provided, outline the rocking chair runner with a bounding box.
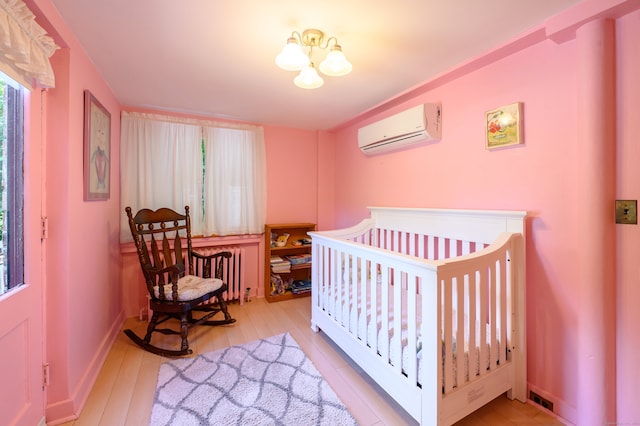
[125,206,236,356]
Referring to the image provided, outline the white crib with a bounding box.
[309,207,527,425]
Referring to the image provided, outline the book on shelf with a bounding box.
[271,263,291,273]
[291,279,312,294]
[270,255,290,270]
[285,254,312,265]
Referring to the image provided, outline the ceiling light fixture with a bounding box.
[276,29,352,89]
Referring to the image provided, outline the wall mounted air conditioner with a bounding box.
[357,103,442,155]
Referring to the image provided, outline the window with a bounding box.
[120,112,266,242]
[0,73,25,295]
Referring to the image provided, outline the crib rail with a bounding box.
[310,219,526,424]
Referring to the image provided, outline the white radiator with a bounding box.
[197,246,246,305]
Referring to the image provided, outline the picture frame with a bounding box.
[485,102,523,150]
[83,90,111,201]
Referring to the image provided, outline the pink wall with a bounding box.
[328,1,640,424]
[263,125,319,224]
[615,8,640,423]
[29,0,124,422]
[316,131,337,231]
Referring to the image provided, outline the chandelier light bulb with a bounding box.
[319,45,352,77]
[294,65,324,89]
[275,37,310,71]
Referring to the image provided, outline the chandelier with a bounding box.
[275,29,352,89]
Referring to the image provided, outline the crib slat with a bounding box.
[468,271,478,382]
[455,276,465,388]
[381,265,390,362]
[327,246,334,312]
[323,246,337,316]
[392,230,398,253]
[443,277,454,393]
[407,272,418,385]
[427,235,435,260]
[336,249,344,323]
[348,255,357,331]
[369,260,378,352]
[315,244,321,310]
[505,247,513,364]
[359,257,367,339]
[321,246,329,311]
[392,267,402,374]
[337,252,345,325]
[490,259,498,371]
[499,257,507,366]
[400,231,406,254]
[410,233,415,256]
[479,267,488,378]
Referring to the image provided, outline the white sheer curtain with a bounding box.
[120,113,203,242]
[0,0,59,89]
[120,112,266,242]
[203,125,266,236]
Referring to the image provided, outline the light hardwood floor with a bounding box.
[59,297,565,426]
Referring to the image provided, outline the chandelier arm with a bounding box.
[320,36,339,50]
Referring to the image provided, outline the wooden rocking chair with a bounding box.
[125,206,236,356]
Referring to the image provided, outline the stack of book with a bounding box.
[285,254,312,266]
[270,256,291,273]
[291,279,312,294]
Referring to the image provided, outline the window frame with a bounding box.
[1,77,25,294]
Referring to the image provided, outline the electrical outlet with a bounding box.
[615,200,637,224]
[530,390,554,412]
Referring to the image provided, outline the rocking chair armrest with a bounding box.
[192,250,231,279]
[192,250,232,260]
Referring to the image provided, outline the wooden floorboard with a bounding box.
[57,297,565,426]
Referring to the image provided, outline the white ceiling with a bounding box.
[49,0,583,130]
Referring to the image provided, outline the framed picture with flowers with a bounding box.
[485,102,523,150]
[83,90,111,201]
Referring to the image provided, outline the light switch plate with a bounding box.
[615,200,637,224]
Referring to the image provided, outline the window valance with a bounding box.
[0,0,59,88]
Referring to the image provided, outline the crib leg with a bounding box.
[310,321,319,332]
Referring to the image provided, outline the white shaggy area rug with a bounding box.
[150,333,358,425]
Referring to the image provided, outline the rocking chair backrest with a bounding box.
[126,206,195,293]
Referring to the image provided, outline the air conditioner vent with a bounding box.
[358,103,441,155]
